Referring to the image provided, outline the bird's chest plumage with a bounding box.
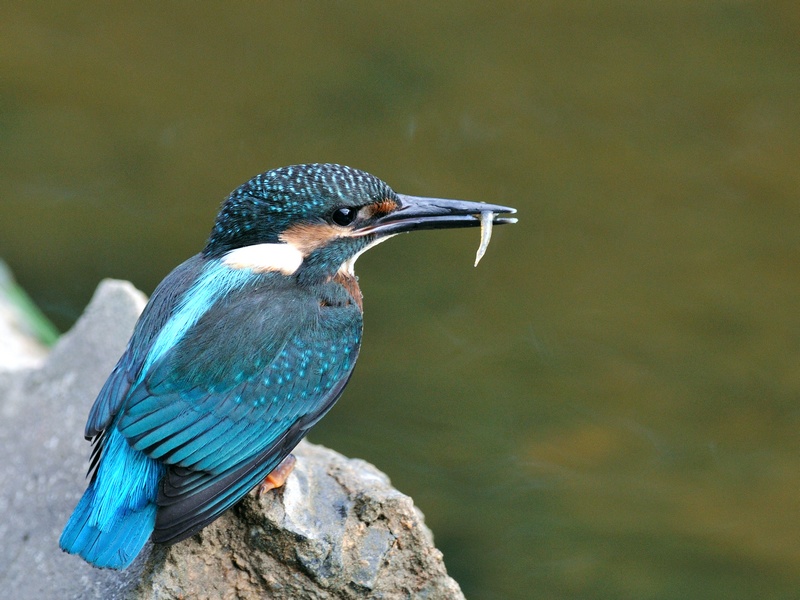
[154,271,363,398]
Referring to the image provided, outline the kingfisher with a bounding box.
[60,163,516,569]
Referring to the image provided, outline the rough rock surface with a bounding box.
[132,442,463,600]
[0,279,149,599]
[0,278,464,599]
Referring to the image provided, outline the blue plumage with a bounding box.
[59,428,161,569]
[61,163,516,569]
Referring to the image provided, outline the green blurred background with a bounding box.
[2,3,799,598]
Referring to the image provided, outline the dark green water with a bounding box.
[2,3,799,598]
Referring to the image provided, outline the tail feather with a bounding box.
[60,427,161,569]
[59,485,157,569]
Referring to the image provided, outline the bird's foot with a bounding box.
[257,454,297,496]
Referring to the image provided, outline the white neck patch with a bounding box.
[339,235,395,276]
[223,243,304,275]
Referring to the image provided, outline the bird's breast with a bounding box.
[331,271,363,311]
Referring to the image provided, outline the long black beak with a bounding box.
[355,194,517,237]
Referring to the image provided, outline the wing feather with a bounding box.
[84,255,206,438]
[115,273,362,542]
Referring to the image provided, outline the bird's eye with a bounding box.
[331,207,358,226]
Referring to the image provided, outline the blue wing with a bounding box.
[85,255,206,439]
[116,271,362,544]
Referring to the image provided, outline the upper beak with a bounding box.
[355,194,517,237]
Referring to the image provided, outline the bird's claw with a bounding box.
[257,454,297,496]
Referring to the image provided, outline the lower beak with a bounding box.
[355,194,517,237]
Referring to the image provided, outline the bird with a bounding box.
[59,163,517,569]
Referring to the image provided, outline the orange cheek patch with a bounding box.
[279,222,344,254]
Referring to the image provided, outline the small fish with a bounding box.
[474,211,495,267]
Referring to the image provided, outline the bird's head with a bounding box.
[204,163,516,283]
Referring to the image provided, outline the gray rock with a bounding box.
[131,442,463,600]
[0,278,464,599]
[0,279,149,599]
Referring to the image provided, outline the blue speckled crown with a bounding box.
[204,163,395,256]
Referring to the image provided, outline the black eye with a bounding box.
[331,207,357,226]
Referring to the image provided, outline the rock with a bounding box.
[131,442,463,600]
[0,277,464,600]
[0,279,149,599]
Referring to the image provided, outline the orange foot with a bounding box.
[257,454,297,496]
